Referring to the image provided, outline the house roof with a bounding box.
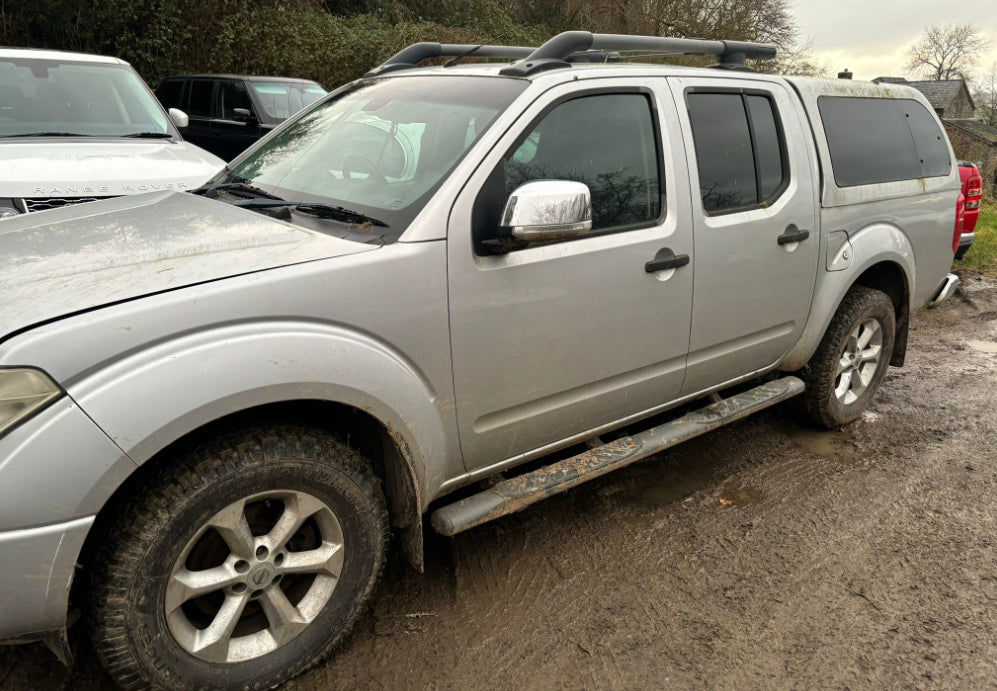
[905,80,975,112]
[944,118,997,145]
[871,77,977,113]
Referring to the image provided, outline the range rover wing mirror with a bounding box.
[167,108,188,129]
[232,107,256,123]
[498,180,592,246]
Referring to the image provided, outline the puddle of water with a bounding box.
[966,339,997,355]
[719,480,764,507]
[787,427,860,464]
[615,461,716,509]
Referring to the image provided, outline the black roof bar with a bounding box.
[365,43,534,77]
[364,31,777,79]
[499,31,777,76]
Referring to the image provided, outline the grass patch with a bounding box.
[958,201,997,277]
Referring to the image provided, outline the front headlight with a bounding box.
[0,368,62,437]
[0,198,23,219]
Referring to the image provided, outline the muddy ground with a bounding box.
[3,271,997,690]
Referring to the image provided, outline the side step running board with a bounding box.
[431,376,804,536]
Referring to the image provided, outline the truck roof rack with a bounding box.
[365,31,776,79]
[365,43,535,77]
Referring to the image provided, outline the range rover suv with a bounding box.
[0,48,223,220]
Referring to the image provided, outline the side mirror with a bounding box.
[167,108,188,129]
[498,180,592,247]
[232,107,255,123]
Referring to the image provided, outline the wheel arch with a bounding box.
[852,261,910,366]
[780,241,913,372]
[77,399,425,579]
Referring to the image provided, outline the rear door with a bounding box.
[447,80,695,471]
[668,76,819,395]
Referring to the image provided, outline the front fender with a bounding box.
[779,224,914,371]
[68,320,450,508]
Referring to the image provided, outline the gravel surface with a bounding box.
[3,270,996,690]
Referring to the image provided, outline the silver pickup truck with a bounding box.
[0,32,960,690]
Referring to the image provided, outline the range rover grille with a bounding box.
[24,196,118,213]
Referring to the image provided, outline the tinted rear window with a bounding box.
[687,92,787,214]
[819,97,951,187]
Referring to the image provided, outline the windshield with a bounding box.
[251,81,328,121]
[217,76,527,239]
[0,57,173,138]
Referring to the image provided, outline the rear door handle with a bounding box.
[778,226,810,245]
[645,250,690,273]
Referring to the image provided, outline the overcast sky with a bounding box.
[791,1,997,82]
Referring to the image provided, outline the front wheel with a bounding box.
[89,427,388,690]
[801,286,896,428]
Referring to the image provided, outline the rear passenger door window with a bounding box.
[686,91,786,214]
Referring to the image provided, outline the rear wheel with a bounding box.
[90,427,388,690]
[801,286,896,428]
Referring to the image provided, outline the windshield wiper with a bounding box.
[122,132,175,139]
[0,132,94,138]
[190,181,285,200]
[234,199,388,227]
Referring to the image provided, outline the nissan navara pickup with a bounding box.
[0,32,961,690]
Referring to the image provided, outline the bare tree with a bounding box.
[906,23,991,81]
[973,62,997,127]
[756,36,828,77]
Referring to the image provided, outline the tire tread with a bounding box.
[801,286,896,429]
[88,425,389,691]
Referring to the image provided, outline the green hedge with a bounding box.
[1,0,557,88]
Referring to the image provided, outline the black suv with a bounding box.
[155,74,326,160]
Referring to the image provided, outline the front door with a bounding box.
[448,81,695,471]
[210,80,262,160]
[668,76,820,395]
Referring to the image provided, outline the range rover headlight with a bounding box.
[0,198,22,219]
[0,368,62,437]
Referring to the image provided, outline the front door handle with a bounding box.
[778,225,810,245]
[645,250,690,273]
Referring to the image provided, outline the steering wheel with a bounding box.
[343,153,387,183]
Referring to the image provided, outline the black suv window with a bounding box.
[156,79,185,110]
[188,80,214,118]
[687,92,787,214]
[218,80,254,120]
[504,93,661,232]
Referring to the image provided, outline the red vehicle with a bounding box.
[956,161,983,259]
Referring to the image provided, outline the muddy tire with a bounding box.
[89,426,388,690]
[801,286,896,429]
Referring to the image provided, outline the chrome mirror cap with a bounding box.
[499,180,592,244]
[168,108,189,129]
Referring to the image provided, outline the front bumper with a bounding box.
[0,396,135,641]
[0,517,93,641]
